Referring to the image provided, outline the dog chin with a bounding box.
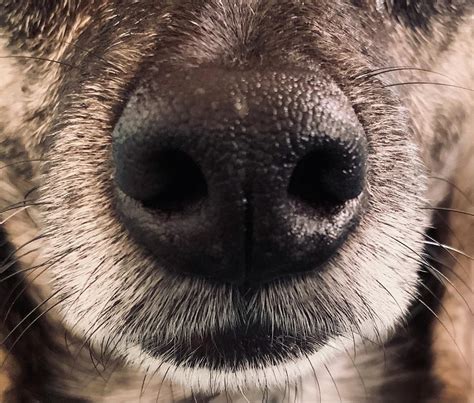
[119,331,372,395]
[123,344,322,394]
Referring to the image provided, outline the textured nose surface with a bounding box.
[113,67,367,285]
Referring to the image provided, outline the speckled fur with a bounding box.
[0,1,472,402]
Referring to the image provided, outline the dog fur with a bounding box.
[0,1,472,401]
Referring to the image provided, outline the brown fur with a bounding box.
[431,144,473,403]
[0,1,472,401]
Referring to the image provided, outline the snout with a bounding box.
[112,67,367,286]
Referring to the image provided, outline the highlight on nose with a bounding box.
[112,68,367,286]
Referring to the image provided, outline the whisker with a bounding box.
[348,346,370,399]
[414,296,470,369]
[0,32,118,67]
[155,366,172,403]
[429,211,469,269]
[2,248,76,321]
[59,40,111,65]
[354,331,390,351]
[0,206,32,225]
[324,363,342,403]
[0,159,47,171]
[429,176,473,204]
[305,353,322,403]
[424,258,473,314]
[0,199,36,212]
[356,66,456,82]
[422,206,474,217]
[423,232,472,281]
[61,255,107,320]
[2,264,51,323]
[0,55,77,69]
[422,261,473,316]
[1,291,78,368]
[100,333,124,370]
[1,288,63,346]
[423,238,473,260]
[383,81,473,92]
[417,277,457,332]
[0,201,49,216]
[140,357,167,401]
[100,356,124,394]
[424,253,472,293]
[88,346,107,382]
[0,248,41,281]
[387,234,473,313]
[21,187,40,225]
[0,234,47,268]
[375,279,405,318]
[72,303,115,362]
[139,366,151,402]
[23,187,39,200]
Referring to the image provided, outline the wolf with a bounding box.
[0,1,472,402]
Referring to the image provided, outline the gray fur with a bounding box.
[0,1,472,401]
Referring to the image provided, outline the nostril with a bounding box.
[116,149,208,212]
[288,144,366,207]
[142,150,208,212]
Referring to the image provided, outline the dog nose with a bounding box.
[113,68,367,285]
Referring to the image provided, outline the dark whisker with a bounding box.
[0,234,47,269]
[386,234,473,312]
[61,256,107,320]
[383,81,473,92]
[0,248,41,280]
[23,187,39,201]
[155,366,172,403]
[305,352,322,403]
[2,264,51,323]
[88,347,108,382]
[375,279,405,318]
[356,66,456,82]
[1,288,63,347]
[417,277,457,330]
[73,308,113,363]
[324,363,342,403]
[413,296,470,369]
[0,33,115,67]
[139,355,167,400]
[139,366,151,402]
[1,291,78,367]
[422,260,473,316]
[21,187,40,225]
[0,159,47,171]
[429,176,473,204]
[424,253,472,293]
[59,40,111,65]
[0,201,49,216]
[2,247,77,321]
[0,55,78,69]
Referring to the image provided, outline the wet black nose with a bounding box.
[113,68,367,285]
